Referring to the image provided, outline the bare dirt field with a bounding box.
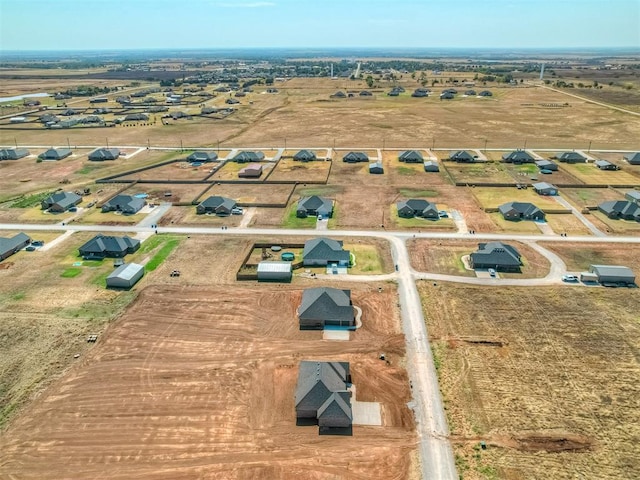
[0,284,417,480]
[540,241,640,273]
[408,239,551,278]
[267,158,332,182]
[420,282,640,480]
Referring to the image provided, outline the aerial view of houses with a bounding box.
[88,147,121,161]
[0,147,29,160]
[470,241,523,272]
[498,201,545,221]
[297,287,355,330]
[397,199,439,219]
[78,234,140,259]
[41,191,82,212]
[0,232,31,261]
[196,196,237,215]
[101,194,146,214]
[297,195,333,219]
[302,238,350,267]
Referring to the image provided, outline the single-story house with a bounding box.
[535,159,558,171]
[387,89,400,96]
[257,261,292,282]
[106,263,144,289]
[424,160,440,172]
[238,163,263,178]
[399,150,424,163]
[41,191,82,212]
[0,232,31,261]
[595,159,619,170]
[331,91,347,98]
[359,90,373,97]
[449,150,475,163]
[295,361,352,431]
[397,199,439,219]
[502,150,535,164]
[232,151,265,163]
[440,92,455,99]
[187,151,218,162]
[464,90,477,96]
[0,148,29,160]
[369,161,384,174]
[623,152,640,165]
[38,148,72,161]
[470,242,522,272]
[478,90,493,97]
[298,287,355,330]
[343,151,369,163]
[89,147,120,161]
[411,88,429,97]
[196,196,237,215]
[625,191,640,204]
[303,237,350,267]
[597,200,640,221]
[557,151,587,163]
[101,194,146,214]
[78,234,140,259]
[225,98,239,105]
[589,265,635,286]
[498,201,545,221]
[297,196,333,218]
[532,182,558,196]
[123,113,148,121]
[293,150,317,162]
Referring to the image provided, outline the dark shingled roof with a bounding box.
[298,287,353,323]
[293,149,317,161]
[297,196,333,216]
[42,191,82,211]
[502,150,535,162]
[295,361,350,413]
[470,241,522,269]
[303,238,350,264]
[78,234,140,257]
[187,151,218,162]
[0,232,31,258]
[449,150,475,162]
[498,201,544,219]
[89,148,120,161]
[399,150,424,162]
[233,151,265,162]
[343,151,369,162]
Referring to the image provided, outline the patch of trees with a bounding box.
[61,85,112,96]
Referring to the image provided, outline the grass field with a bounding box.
[446,163,514,184]
[559,162,640,185]
[540,241,640,273]
[420,283,640,480]
[282,202,317,229]
[560,187,626,208]
[267,158,331,182]
[343,243,385,274]
[471,187,562,209]
[544,213,593,236]
[489,213,543,234]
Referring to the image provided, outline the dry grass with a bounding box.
[445,162,514,184]
[540,241,640,273]
[488,213,543,234]
[471,187,561,209]
[420,282,640,480]
[544,213,593,236]
[267,158,331,182]
[559,162,640,185]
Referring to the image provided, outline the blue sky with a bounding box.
[0,0,638,51]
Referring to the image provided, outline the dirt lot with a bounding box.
[0,284,417,480]
[420,282,640,480]
[444,162,514,184]
[408,239,551,278]
[267,158,332,182]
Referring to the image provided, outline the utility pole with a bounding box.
[588,140,592,153]
[180,139,184,152]
[106,137,109,149]
[67,137,71,150]
[484,138,488,152]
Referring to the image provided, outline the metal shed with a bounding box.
[106,263,144,288]
[589,265,635,286]
[257,261,292,282]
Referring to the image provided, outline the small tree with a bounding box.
[365,75,374,88]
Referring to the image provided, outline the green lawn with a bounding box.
[145,238,181,272]
[343,244,384,274]
[398,188,439,198]
[60,267,82,278]
[282,203,316,229]
[390,206,455,229]
[10,191,55,208]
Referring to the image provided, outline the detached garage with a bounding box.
[257,261,292,282]
[589,265,635,286]
[106,263,144,288]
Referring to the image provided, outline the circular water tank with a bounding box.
[270,245,282,252]
[281,252,294,261]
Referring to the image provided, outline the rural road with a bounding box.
[536,84,640,117]
[553,196,606,237]
[3,221,640,480]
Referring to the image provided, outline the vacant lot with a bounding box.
[117,159,215,182]
[408,239,550,278]
[559,163,640,186]
[544,213,593,236]
[560,187,625,208]
[489,213,543,234]
[420,283,640,480]
[0,284,417,479]
[267,158,332,182]
[210,160,275,181]
[445,162,514,184]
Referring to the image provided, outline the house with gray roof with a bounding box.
[502,150,535,164]
[293,149,317,162]
[424,160,440,172]
[187,151,218,162]
[399,150,424,163]
[478,90,493,97]
[298,287,355,329]
[303,237,350,267]
[532,182,558,196]
[498,202,545,221]
[470,242,522,272]
[595,159,619,170]
[41,191,82,212]
[88,148,120,161]
[369,161,384,174]
[557,151,587,163]
[343,151,369,163]
[39,148,72,161]
[623,152,640,165]
[123,113,148,121]
[397,199,439,219]
[297,196,333,218]
[0,232,31,261]
[411,88,429,97]
[535,159,558,171]
[330,91,347,98]
[0,148,29,160]
[101,194,146,214]
[295,361,352,432]
[448,150,475,163]
[597,200,640,221]
[78,234,140,259]
[196,196,237,215]
[625,191,640,204]
[232,151,265,163]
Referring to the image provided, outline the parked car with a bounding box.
[488,268,496,277]
[438,210,448,218]
[231,207,244,215]
[562,274,579,282]
[25,245,36,252]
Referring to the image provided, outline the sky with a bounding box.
[0,0,638,51]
